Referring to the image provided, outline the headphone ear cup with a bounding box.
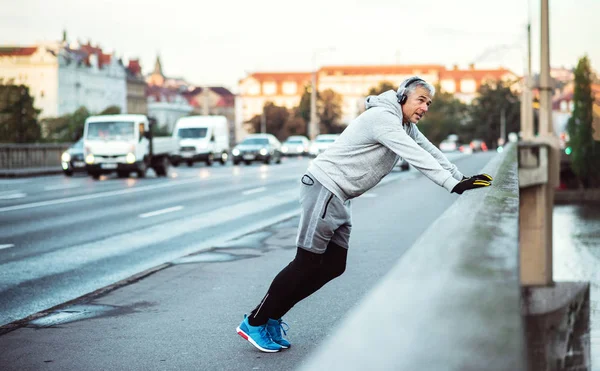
[397,88,406,105]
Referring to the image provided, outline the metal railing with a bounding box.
[300,143,524,370]
[0,143,71,169]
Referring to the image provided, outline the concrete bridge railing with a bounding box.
[300,143,524,370]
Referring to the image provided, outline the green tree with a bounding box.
[466,80,521,148]
[297,84,312,126]
[246,102,290,140]
[418,88,469,146]
[566,55,600,188]
[283,114,307,138]
[0,85,41,143]
[318,89,344,134]
[367,81,396,96]
[99,105,122,115]
[41,106,90,142]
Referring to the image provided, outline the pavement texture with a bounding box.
[0,214,381,371]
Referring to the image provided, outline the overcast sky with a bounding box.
[1,0,598,91]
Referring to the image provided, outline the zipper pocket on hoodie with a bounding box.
[322,194,334,219]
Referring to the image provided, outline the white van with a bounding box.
[171,115,230,166]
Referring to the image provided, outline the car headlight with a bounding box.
[281,146,288,153]
[232,148,240,156]
[61,152,71,162]
[259,148,268,156]
[85,153,95,164]
[126,153,136,164]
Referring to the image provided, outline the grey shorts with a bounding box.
[296,173,352,254]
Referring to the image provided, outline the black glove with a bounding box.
[452,177,492,194]
[462,173,494,182]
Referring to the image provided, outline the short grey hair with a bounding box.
[398,76,436,98]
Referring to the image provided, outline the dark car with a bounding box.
[231,134,282,165]
[61,138,86,176]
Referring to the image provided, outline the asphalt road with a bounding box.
[0,152,493,329]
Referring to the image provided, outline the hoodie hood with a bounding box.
[365,90,402,117]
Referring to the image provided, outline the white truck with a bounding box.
[170,115,230,167]
[83,114,178,179]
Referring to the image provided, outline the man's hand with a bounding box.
[462,173,494,182]
[452,177,492,194]
[470,173,493,182]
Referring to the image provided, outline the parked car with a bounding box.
[281,135,310,157]
[469,139,488,152]
[459,144,473,154]
[309,134,340,157]
[61,138,86,176]
[231,134,282,165]
[439,139,458,152]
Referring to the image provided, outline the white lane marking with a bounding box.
[242,187,266,195]
[0,244,14,250]
[0,166,305,214]
[0,188,299,286]
[44,184,80,191]
[139,206,183,219]
[0,175,220,214]
[0,192,26,200]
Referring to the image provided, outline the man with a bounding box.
[236,76,493,352]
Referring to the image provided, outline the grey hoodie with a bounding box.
[307,90,463,202]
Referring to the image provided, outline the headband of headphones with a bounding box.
[397,76,425,104]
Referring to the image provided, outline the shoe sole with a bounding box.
[236,327,281,353]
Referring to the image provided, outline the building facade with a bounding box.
[145,56,193,132]
[236,72,311,140]
[236,64,519,132]
[126,59,148,115]
[0,41,128,119]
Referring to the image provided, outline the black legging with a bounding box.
[248,241,347,326]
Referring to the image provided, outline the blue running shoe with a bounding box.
[267,318,291,348]
[236,315,282,353]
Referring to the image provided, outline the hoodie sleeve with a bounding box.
[374,118,459,192]
[411,125,465,181]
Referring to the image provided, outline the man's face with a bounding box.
[401,86,432,124]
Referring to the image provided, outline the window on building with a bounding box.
[460,79,476,93]
[282,82,297,95]
[440,80,456,93]
[263,82,277,96]
[246,82,260,96]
